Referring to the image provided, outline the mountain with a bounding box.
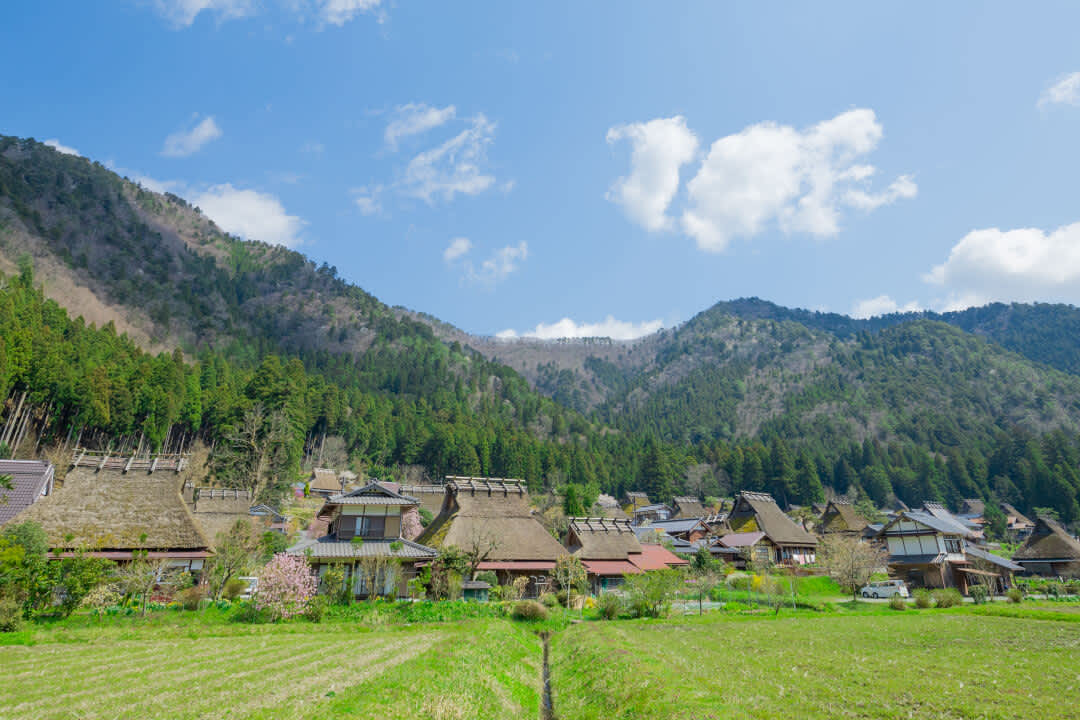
[2,134,1079,523]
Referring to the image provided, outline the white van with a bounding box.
[860,580,909,598]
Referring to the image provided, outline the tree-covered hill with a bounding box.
[2,134,1080,524]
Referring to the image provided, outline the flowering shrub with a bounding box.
[255,554,317,621]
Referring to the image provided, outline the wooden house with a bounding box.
[1011,516,1080,578]
[879,506,1018,592]
[817,499,870,537]
[308,468,345,497]
[671,496,708,519]
[0,460,54,526]
[1001,503,1035,540]
[640,517,711,543]
[726,491,817,565]
[14,464,211,572]
[416,477,567,593]
[564,517,645,592]
[623,491,651,511]
[716,531,772,570]
[632,503,673,525]
[288,482,437,598]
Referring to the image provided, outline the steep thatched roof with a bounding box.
[416,477,566,562]
[818,500,869,534]
[1013,517,1080,562]
[672,496,707,519]
[565,517,642,560]
[727,491,817,547]
[1001,503,1034,526]
[958,498,986,517]
[309,468,342,493]
[14,467,210,551]
[398,484,449,516]
[185,487,255,546]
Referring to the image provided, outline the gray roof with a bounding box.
[0,460,54,525]
[644,518,707,533]
[965,545,1022,572]
[635,503,672,514]
[921,503,976,537]
[289,537,437,560]
[328,481,419,505]
[886,509,972,538]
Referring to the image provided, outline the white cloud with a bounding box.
[402,114,497,203]
[151,0,382,27]
[497,315,664,341]
[443,237,472,263]
[153,0,254,28]
[352,185,384,216]
[318,0,384,26]
[43,139,80,156]
[385,103,456,151]
[1038,72,1080,109]
[924,221,1080,308]
[459,242,526,287]
[162,115,223,157]
[850,295,922,319]
[606,116,699,232]
[679,109,915,252]
[189,184,305,247]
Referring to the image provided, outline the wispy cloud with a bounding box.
[401,114,497,203]
[497,315,663,341]
[443,239,527,287]
[150,0,384,28]
[443,237,472,263]
[162,115,223,157]
[850,295,921,319]
[385,103,456,151]
[44,139,80,156]
[1038,72,1080,109]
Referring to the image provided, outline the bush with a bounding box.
[1006,587,1023,604]
[932,588,964,608]
[598,592,621,620]
[0,593,23,632]
[229,600,263,624]
[888,595,907,611]
[222,578,247,601]
[539,592,558,607]
[970,586,988,605]
[304,595,327,623]
[176,585,207,611]
[1046,581,1065,598]
[474,570,497,586]
[511,600,549,621]
[913,589,933,609]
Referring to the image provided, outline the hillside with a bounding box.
[2,134,1080,523]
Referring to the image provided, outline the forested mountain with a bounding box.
[2,134,1080,525]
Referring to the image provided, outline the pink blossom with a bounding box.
[256,553,317,621]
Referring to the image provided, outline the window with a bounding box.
[358,515,386,538]
[945,537,962,554]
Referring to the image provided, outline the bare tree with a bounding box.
[206,519,260,600]
[212,404,294,499]
[463,530,501,580]
[819,534,887,601]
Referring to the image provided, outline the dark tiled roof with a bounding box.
[0,460,54,525]
[965,545,1022,572]
[289,537,437,560]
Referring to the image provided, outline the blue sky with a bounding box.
[4,2,1080,338]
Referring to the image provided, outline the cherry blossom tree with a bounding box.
[256,553,317,621]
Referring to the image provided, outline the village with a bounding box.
[2,444,1077,613]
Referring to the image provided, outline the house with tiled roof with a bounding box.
[289,481,436,598]
[0,459,54,526]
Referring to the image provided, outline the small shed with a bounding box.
[462,580,491,602]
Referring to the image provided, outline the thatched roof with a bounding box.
[0,460,54,525]
[727,491,817,547]
[14,467,210,551]
[672,496,707,519]
[818,500,869,534]
[398,483,449,516]
[624,491,650,509]
[958,498,986,517]
[416,477,567,562]
[309,468,342,493]
[1001,503,1034,526]
[1012,517,1080,562]
[186,487,255,546]
[565,517,642,560]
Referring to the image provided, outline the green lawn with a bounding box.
[551,611,1080,720]
[4,605,1080,719]
[0,617,540,720]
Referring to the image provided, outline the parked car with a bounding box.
[860,580,909,598]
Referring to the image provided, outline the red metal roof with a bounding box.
[476,561,557,571]
[629,544,688,570]
[582,560,642,576]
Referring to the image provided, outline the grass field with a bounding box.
[3,604,1080,719]
[551,610,1080,720]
